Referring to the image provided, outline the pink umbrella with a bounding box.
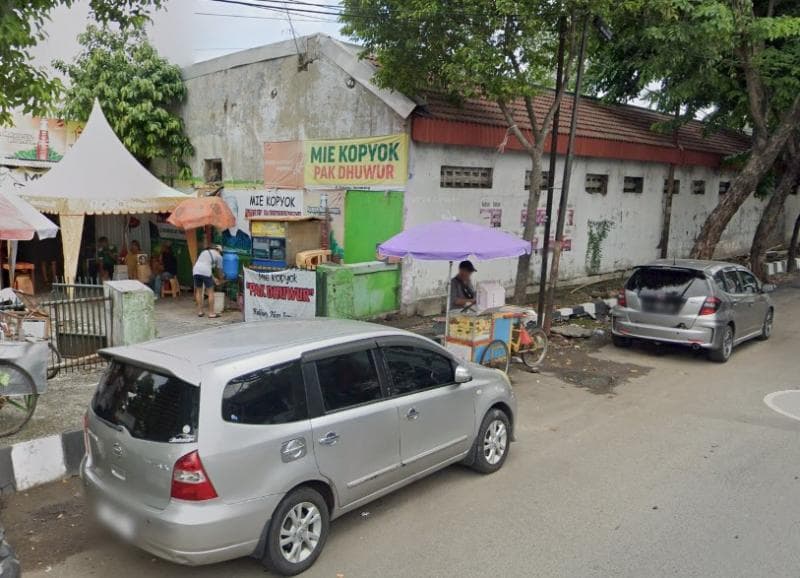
[0,188,59,289]
[0,190,59,241]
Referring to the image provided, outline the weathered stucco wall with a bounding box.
[401,142,763,311]
[181,39,408,182]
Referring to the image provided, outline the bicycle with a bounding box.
[479,321,548,374]
[0,358,39,438]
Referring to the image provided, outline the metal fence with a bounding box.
[41,279,112,373]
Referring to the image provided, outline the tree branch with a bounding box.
[498,99,535,154]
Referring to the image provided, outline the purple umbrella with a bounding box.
[378,220,530,261]
[379,220,532,342]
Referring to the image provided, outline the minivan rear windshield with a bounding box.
[92,360,199,443]
[626,267,709,299]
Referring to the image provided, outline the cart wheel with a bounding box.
[480,340,510,373]
[0,361,39,438]
[47,342,62,380]
[519,328,548,369]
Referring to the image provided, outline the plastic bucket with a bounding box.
[214,292,225,314]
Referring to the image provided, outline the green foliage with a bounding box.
[585,219,613,275]
[341,0,604,127]
[54,25,193,172]
[589,1,800,135]
[0,0,162,125]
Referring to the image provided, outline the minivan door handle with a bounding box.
[406,408,420,421]
[318,432,340,446]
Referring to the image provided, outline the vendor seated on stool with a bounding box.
[450,260,477,309]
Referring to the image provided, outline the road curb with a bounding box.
[0,429,84,495]
[0,523,21,578]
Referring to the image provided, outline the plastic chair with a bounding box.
[295,249,332,270]
[161,277,181,299]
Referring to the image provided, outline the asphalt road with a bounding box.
[12,284,800,577]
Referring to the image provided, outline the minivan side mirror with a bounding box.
[454,365,473,384]
[762,283,776,294]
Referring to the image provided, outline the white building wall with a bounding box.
[401,142,757,311]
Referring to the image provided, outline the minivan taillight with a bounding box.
[171,451,218,501]
[617,289,627,308]
[699,296,721,316]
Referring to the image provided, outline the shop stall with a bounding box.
[248,216,324,270]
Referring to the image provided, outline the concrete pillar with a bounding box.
[105,280,155,346]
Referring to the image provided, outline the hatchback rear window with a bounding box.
[626,267,709,299]
[92,361,199,443]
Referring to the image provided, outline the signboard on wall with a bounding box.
[217,189,304,255]
[264,134,409,189]
[243,267,316,321]
[521,202,575,252]
[480,199,503,228]
[0,115,82,164]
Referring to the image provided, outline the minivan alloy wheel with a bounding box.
[483,419,508,465]
[722,328,733,359]
[279,502,322,564]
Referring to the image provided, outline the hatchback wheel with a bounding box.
[470,409,511,474]
[262,487,330,576]
[710,325,734,363]
[759,309,773,341]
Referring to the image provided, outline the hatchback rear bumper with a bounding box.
[611,313,720,348]
[81,457,283,566]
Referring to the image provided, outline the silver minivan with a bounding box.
[611,259,774,362]
[81,319,516,575]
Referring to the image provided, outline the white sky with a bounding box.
[32,0,345,70]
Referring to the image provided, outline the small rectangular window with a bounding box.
[585,174,608,195]
[718,181,731,195]
[203,159,222,183]
[316,350,382,412]
[524,170,549,191]
[440,166,493,188]
[692,180,706,195]
[623,176,644,194]
[222,361,307,425]
[663,179,680,195]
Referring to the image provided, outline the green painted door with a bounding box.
[344,190,404,264]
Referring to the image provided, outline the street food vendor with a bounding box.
[450,260,477,309]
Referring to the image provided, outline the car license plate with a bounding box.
[95,500,136,540]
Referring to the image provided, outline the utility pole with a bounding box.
[537,18,566,327]
[543,15,589,333]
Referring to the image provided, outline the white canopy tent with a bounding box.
[21,100,191,282]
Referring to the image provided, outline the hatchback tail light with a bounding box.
[617,288,627,308]
[699,296,721,316]
[171,450,218,501]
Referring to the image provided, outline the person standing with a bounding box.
[193,244,223,318]
[125,240,142,281]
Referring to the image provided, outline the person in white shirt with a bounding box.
[193,244,223,318]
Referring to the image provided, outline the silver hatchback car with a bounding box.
[611,259,774,362]
[81,319,516,575]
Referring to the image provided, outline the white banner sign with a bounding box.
[243,267,316,321]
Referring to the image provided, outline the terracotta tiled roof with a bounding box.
[416,92,750,157]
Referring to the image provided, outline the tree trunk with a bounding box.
[691,99,800,259]
[659,164,676,259]
[750,153,800,279]
[788,212,800,273]
[513,148,544,304]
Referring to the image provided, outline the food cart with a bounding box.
[378,220,546,372]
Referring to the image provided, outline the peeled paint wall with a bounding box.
[181,43,407,182]
[402,142,764,311]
